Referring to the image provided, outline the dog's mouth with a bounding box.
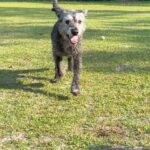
[67,35,78,45]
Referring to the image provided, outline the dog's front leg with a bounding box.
[52,56,63,83]
[71,55,81,95]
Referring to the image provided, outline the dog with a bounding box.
[51,0,87,96]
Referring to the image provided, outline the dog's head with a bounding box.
[52,2,87,45]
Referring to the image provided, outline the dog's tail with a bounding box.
[52,0,63,17]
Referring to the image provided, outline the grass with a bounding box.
[0,1,150,149]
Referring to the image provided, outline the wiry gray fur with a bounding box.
[51,0,87,95]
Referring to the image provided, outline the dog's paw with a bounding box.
[71,87,80,96]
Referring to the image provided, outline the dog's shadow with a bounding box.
[0,68,69,100]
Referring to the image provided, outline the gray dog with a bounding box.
[51,0,87,95]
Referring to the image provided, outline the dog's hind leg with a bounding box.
[52,56,63,83]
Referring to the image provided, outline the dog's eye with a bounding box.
[65,20,70,25]
[78,20,82,24]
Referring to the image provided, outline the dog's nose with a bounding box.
[71,28,79,36]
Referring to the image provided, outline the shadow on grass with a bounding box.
[83,50,150,74]
[84,27,150,74]
[1,6,150,20]
[0,7,53,40]
[0,25,52,40]
[1,6,150,41]
[89,145,125,150]
[0,7,52,19]
[86,28,150,45]
[0,68,69,100]
[88,145,149,150]
[89,10,150,19]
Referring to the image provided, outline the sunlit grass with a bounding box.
[0,1,150,149]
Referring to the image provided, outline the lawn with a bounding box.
[0,1,150,149]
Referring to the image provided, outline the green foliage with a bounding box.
[0,1,150,149]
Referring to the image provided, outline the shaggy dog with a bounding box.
[51,0,87,95]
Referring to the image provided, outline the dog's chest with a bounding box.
[60,39,79,56]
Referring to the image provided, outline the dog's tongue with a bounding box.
[70,36,78,44]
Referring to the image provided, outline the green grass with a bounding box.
[0,1,150,149]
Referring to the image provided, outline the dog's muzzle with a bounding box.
[71,28,79,36]
[67,28,79,45]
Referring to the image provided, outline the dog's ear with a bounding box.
[83,10,88,17]
[52,7,64,18]
[78,10,88,17]
[52,0,64,18]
